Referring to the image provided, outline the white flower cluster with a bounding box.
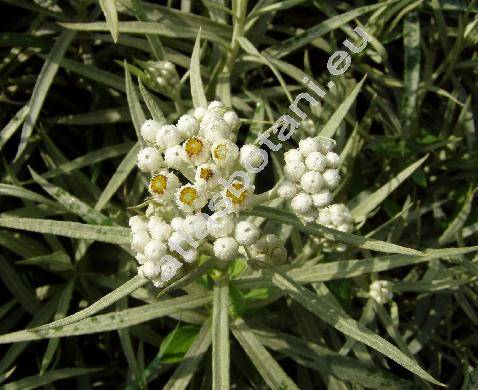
[129,215,183,288]
[131,101,289,286]
[137,101,258,214]
[317,204,353,251]
[369,280,393,304]
[144,61,180,92]
[278,137,340,222]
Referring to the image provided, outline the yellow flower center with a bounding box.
[179,186,198,205]
[184,137,203,157]
[226,181,247,205]
[200,167,214,181]
[150,174,168,195]
[213,144,227,160]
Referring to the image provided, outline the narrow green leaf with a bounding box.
[1,368,98,390]
[33,275,146,330]
[29,168,110,225]
[270,271,443,386]
[0,217,131,244]
[40,280,75,373]
[0,105,29,153]
[319,76,366,138]
[248,206,422,255]
[212,276,229,389]
[99,0,119,43]
[231,317,300,390]
[15,30,76,160]
[351,155,429,222]
[138,79,166,124]
[95,142,141,212]
[163,320,212,390]
[0,254,41,316]
[190,30,208,109]
[0,294,212,343]
[125,62,146,145]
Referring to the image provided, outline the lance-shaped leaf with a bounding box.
[270,271,443,386]
[190,30,207,109]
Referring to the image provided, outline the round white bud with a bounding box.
[311,189,333,208]
[240,144,267,171]
[305,151,327,172]
[299,137,320,156]
[208,100,225,112]
[318,138,335,154]
[234,220,260,246]
[129,215,148,233]
[137,147,163,173]
[277,181,297,199]
[177,114,199,138]
[160,256,183,281]
[193,107,207,121]
[144,240,168,262]
[284,160,306,182]
[141,260,162,279]
[322,169,340,189]
[148,216,172,242]
[156,125,181,151]
[140,119,162,143]
[300,171,324,193]
[325,152,341,168]
[223,111,241,132]
[131,230,150,252]
[183,214,208,240]
[214,237,239,261]
[164,144,185,169]
[284,148,303,163]
[291,192,313,214]
[207,214,234,238]
[170,217,185,232]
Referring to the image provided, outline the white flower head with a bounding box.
[325,152,341,169]
[305,151,327,172]
[318,138,335,155]
[207,214,234,238]
[211,140,239,168]
[195,163,221,190]
[223,110,241,132]
[369,280,393,304]
[193,107,207,121]
[177,114,199,138]
[131,230,150,252]
[311,189,333,208]
[240,144,267,171]
[322,169,340,189]
[284,148,303,163]
[160,255,183,281]
[182,136,210,166]
[214,237,239,261]
[207,100,225,113]
[223,180,254,213]
[137,147,163,173]
[140,260,162,279]
[148,170,180,201]
[278,180,298,199]
[183,214,209,240]
[284,160,306,182]
[175,184,208,212]
[291,192,313,214]
[299,137,320,157]
[148,216,173,242]
[170,217,185,232]
[140,119,162,143]
[234,220,260,246]
[164,144,186,170]
[202,115,232,144]
[156,124,182,151]
[144,239,168,262]
[300,171,324,194]
[129,215,148,233]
